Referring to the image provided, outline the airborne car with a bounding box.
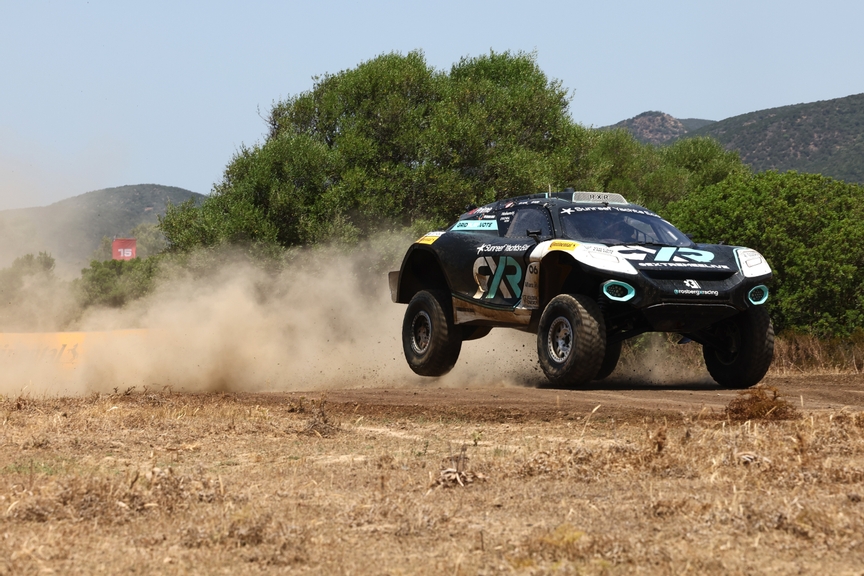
[389,190,774,389]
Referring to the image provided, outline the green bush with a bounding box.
[667,171,864,336]
[75,257,160,309]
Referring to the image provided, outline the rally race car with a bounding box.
[388,190,774,389]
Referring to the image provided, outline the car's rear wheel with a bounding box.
[703,306,774,388]
[537,294,606,388]
[402,290,462,377]
[593,340,622,381]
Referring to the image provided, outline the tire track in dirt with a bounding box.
[285,374,864,423]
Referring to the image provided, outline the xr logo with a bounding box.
[473,256,523,300]
[683,279,701,289]
[614,246,715,263]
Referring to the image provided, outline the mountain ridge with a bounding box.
[606,93,864,184]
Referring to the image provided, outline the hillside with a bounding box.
[0,184,205,275]
[684,93,864,184]
[609,93,864,184]
[607,111,716,144]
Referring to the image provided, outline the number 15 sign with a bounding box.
[112,238,137,260]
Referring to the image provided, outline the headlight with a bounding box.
[736,249,772,278]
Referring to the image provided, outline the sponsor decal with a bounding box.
[585,245,613,254]
[473,256,523,300]
[0,330,149,371]
[674,278,719,296]
[642,262,730,270]
[415,231,445,245]
[521,262,540,309]
[549,240,578,252]
[476,243,531,254]
[452,220,498,231]
[674,288,720,296]
[498,210,515,224]
[613,245,718,264]
[561,205,658,217]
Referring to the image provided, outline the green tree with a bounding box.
[161,51,577,251]
[75,258,160,309]
[667,171,864,335]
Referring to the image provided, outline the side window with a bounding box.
[505,207,553,239]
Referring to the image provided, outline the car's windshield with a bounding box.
[559,207,692,247]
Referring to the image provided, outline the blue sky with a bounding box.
[1,0,862,210]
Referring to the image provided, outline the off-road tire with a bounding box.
[537,294,606,388]
[703,306,774,389]
[402,290,462,377]
[593,340,622,381]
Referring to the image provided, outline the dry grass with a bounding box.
[2,390,864,574]
[772,331,864,374]
[724,385,800,421]
[615,332,864,379]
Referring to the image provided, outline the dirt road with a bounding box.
[256,374,864,422]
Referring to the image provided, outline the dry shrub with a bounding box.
[297,399,340,437]
[510,523,624,569]
[724,385,799,421]
[180,514,309,566]
[5,467,224,524]
[430,445,487,488]
[518,447,595,479]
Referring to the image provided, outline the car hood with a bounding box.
[530,241,771,278]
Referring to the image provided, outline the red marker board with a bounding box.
[112,238,137,260]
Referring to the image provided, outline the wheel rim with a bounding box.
[411,311,432,355]
[547,316,573,364]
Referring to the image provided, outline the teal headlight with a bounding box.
[602,280,636,302]
[748,285,769,305]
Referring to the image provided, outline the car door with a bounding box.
[470,205,552,307]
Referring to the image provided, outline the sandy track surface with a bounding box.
[252,374,864,422]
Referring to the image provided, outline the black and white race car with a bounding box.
[389,190,774,388]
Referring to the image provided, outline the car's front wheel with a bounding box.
[593,340,622,381]
[537,294,606,388]
[402,290,462,377]
[702,306,774,388]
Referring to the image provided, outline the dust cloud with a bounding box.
[0,237,542,397]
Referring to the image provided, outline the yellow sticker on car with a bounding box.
[549,240,578,251]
